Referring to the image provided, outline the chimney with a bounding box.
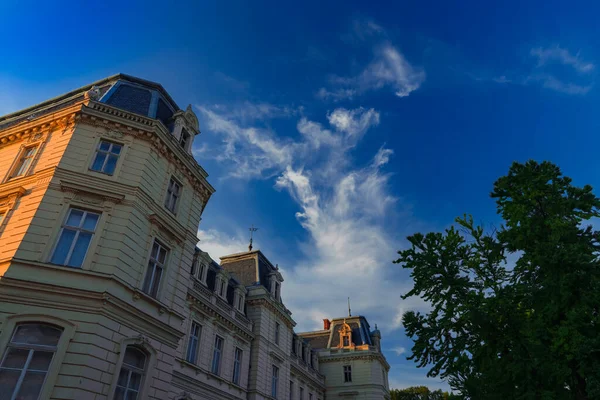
[323,319,331,330]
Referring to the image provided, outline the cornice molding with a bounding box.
[79,102,214,209]
[246,296,296,329]
[0,108,78,149]
[59,179,125,204]
[0,273,185,348]
[290,361,326,388]
[319,352,390,370]
[186,292,254,341]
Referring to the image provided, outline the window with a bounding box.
[290,381,294,400]
[185,322,201,364]
[179,129,190,150]
[271,365,279,398]
[219,279,226,297]
[275,322,280,345]
[309,394,313,400]
[198,263,206,282]
[114,346,147,399]
[50,208,100,267]
[342,335,350,347]
[343,365,352,383]
[0,211,5,228]
[164,178,181,213]
[232,347,242,385]
[142,240,168,298]
[90,140,122,175]
[211,336,223,375]
[299,387,304,400]
[9,146,37,179]
[0,323,62,400]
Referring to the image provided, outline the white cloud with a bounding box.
[319,43,425,100]
[197,229,250,261]
[535,74,592,95]
[530,46,595,74]
[392,346,407,356]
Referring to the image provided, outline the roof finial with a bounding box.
[348,297,352,317]
[248,225,258,251]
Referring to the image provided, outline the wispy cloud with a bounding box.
[530,46,595,74]
[319,43,425,100]
[483,45,595,95]
[392,346,407,356]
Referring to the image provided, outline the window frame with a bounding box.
[232,347,242,385]
[211,335,224,375]
[164,177,182,214]
[0,323,63,400]
[114,346,147,399]
[185,322,202,364]
[142,239,169,299]
[49,207,101,268]
[271,364,279,398]
[89,139,123,176]
[179,128,191,151]
[343,365,352,383]
[107,337,157,400]
[7,145,39,180]
[0,315,75,400]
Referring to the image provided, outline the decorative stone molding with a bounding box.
[0,186,26,208]
[246,297,296,329]
[84,86,102,101]
[186,293,253,341]
[0,113,76,149]
[60,180,125,204]
[148,213,185,244]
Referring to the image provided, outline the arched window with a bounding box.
[114,346,147,399]
[0,323,63,400]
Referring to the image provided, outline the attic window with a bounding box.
[179,128,190,150]
[339,322,353,349]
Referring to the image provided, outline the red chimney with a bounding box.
[323,319,331,330]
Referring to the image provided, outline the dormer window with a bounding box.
[219,279,226,298]
[339,322,354,349]
[179,128,190,150]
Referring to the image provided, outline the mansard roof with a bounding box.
[0,73,185,133]
[298,315,374,349]
[219,248,283,291]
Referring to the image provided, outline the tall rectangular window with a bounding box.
[232,347,242,385]
[0,323,63,400]
[299,387,304,400]
[309,394,313,400]
[211,336,223,375]
[114,346,147,399]
[343,365,352,383]
[185,322,202,364]
[271,365,279,398]
[9,146,38,179]
[142,240,167,298]
[275,322,280,345]
[179,129,190,150]
[164,178,181,213]
[50,208,100,267]
[90,140,122,175]
[290,381,294,400]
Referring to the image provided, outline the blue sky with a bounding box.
[2,0,600,391]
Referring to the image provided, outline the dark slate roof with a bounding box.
[302,333,330,350]
[0,73,181,131]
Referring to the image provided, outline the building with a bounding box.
[0,74,390,399]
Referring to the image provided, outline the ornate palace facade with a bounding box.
[0,74,390,399]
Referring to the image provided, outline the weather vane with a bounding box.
[248,225,258,251]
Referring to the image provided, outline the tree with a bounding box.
[395,161,600,399]
[389,386,455,400]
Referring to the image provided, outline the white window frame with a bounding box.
[8,145,38,180]
[211,335,223,375]
[164,177,181,214]
[50,208,100,268]
[114,346,147,399]
[343,365,352,383]
[0,323,63,400]
[185,322,202,364]
[142,239,168,299]
[271,365,279,398]
[89,140,122,175]
[232,347,242,385]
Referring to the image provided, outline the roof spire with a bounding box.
[248,225,258,251]
[348,297,352,317]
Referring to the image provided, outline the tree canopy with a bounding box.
[390,385,458,400]
[395,161,600,399]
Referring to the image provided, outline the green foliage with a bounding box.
[389,385,455,400]
[395,161,600,399]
